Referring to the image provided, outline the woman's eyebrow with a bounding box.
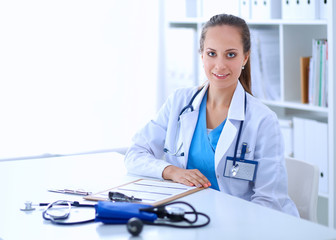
[206,48,239,52]
[225,48,238,52]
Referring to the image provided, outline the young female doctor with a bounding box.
[125,14,299,216]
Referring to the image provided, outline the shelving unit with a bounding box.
[162,0,335,228]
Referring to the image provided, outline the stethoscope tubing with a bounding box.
[42,201,96,225]
[232,92,247,166]
[178,87,204,120]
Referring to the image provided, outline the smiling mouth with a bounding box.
[212,73,229,79]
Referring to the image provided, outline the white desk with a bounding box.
[1,152,335,240]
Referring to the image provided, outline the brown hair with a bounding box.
[199,14,252,94]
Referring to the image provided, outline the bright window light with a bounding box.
[0,0,159,159]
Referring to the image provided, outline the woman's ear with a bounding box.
[201,53,205,67]
[243,51,250,66]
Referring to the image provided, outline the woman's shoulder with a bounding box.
[168,86,200,103]
[158,86,200,117]
[171,86,199,96]
[246,93,278,121]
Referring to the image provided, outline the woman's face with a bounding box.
[201,25,249,91]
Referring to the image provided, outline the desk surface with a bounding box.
[1,152,335,240]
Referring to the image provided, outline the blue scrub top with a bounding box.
[187,91,226,191]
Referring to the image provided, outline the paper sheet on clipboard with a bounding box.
[84,179,203,206]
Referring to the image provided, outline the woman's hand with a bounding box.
[162,165,211,188]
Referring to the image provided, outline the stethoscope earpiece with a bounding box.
[127,217,144,236]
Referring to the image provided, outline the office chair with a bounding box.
[285,157,319,222]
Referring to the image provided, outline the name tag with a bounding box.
[224,156,258,182]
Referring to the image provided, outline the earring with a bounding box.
[242,66,245,70]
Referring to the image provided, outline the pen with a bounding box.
[48,189,92,196]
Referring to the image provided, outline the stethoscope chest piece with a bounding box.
[20,201,35,211]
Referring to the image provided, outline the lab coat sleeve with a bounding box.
[124,93,174,179]
[251,113,299,217]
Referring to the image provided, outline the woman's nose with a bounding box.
[215,57,226,70]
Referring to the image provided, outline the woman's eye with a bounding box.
[207,52,216,57]
[227,52,236,58]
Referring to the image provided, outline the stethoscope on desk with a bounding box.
[21,198,210,236]
[163,86,247,177]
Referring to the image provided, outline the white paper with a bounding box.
[91,179,197,204]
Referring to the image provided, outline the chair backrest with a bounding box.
[285,157,319,222]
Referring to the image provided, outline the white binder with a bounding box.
[293,117,329,195]
[282,0,320,19]
[251,0,281,19]
[239,0,251,19]
[301,0,319,19]
[282,0,295,19]
[319,0,328,19]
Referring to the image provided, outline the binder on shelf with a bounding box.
[239,0,251,19]
[282,0,320,20]
[309,39,328,107]
[301,0,319,19]
[282,0,294,19]
[319,0,328,19]
[300,57,310,104]
[251,0,281,20]
[293,117,328,194]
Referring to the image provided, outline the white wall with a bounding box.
[0,0,159,159]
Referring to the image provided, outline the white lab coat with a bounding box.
[125,81,299,217]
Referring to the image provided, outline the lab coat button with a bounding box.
[217,175,219,179]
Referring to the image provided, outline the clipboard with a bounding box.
[84,179,204,206]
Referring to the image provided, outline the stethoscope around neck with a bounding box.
[163,87,204,157]
[164,86,247,176]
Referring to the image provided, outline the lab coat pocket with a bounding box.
[229,178,253,198]
[238,146,255,160]
[229,146,255,198]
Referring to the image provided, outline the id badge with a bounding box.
[224,156,258,182]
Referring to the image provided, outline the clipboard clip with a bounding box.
[108,191,142,202]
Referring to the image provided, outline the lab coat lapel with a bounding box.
[215,82,245,168]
